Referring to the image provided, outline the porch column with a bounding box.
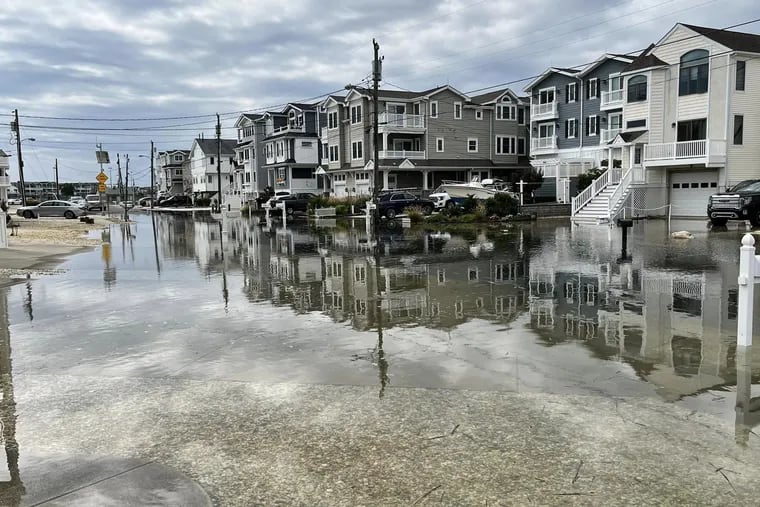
[383,132,388,154]
[422,170,429,191]
[383,170,389,190]
[607,148,613,172]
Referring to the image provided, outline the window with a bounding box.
[585,115,598,136]
[328,111,338,129]
[454,102,462,119]
[677,119,707,141]
[566,82,577,103]
[736,60,746,91]
[734,115,744,145]
[437,269,446,284]
[430,101,438,118]
[468,267,478,281]
[436,137,444,152]
[350,104,362,124]
[496,104,516,121]
[634,145,642,165]
[475,109,483,120]
[467,138,478,153]
[679,49,709,96]
[351,141,363,159]
[586,78,599,99]
[627,75,647,102]
[292,167,314,179]
[209,156,215,165]
[565,118,577,138]
[322,142,328,159]
[229,157,234,165]
[518,107,525,125]
[627,119,646,129]
[174,154,183,162]
[518,137,526,155]
[207,174,213,183]
[609,112,622,130]
[495,135,516,155]
[175,169,182,176]
[329,145,339,162]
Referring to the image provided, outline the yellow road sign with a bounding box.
[98,183,107,193]
[96,172,108,183]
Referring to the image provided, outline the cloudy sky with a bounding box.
[1,0,757,183]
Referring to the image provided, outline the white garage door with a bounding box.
[670,171,718,217]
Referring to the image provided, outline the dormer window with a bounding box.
[679,49,709,96]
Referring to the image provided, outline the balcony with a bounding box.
[643,139,726,167]
[379,150,426,159]
[600,128,622,144]
[269,122,306,136]
[530,137,557,154]
[378,112,425,131]
[0,175,9,187]
[530,102,558,121]
[600,89,624,110]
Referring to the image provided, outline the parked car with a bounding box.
[68,196,87,209]
[16,200,87,219]
[265,191,292,210]
[377,192,434,219]
[707,180,760,226]
[6,194,22,205]
[138,197,153,207]
[161,195,193,208]
[270,193,317,215]
[85,194,103,211]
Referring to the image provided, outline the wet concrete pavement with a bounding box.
[3,214,760,504]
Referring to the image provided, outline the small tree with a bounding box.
[511,167,544,203]
[60,183,75,197]
[485,193,519,217]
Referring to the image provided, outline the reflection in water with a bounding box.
[22,281,32,323]
[0,288,24,503]
[735,346,760,446]
[102,228,116,289]
[151,213,161,275]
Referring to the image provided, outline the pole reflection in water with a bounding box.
[102,228,116,289]
[219,221,229,312]
[735,345,760,446]
[0,288,24,503]
[22,280,32,322]
[151,213,161,276]
[372,220,389,399]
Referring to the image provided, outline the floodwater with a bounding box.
[1,212,760,502]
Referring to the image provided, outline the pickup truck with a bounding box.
[706,179,760,226]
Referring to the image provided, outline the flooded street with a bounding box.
[2,213,760,504]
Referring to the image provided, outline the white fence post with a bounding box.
[737,234,758,347]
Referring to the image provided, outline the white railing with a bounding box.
[379,150,425,159]
[531,102,558,119]
[272,123,306,135]
[600,128,622,143]
[644,140,706,161]
[572,168,612,215]
[531,137,557,151]
[606,168,632,221]
[378,112,425,129]
[0,175,9,187]
[600,89,624,108]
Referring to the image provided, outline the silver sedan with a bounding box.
[16,200,88,219]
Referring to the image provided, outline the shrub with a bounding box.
[576,168,605,193]
[404,206,425,223]
[334,204,348,216]
[195,197,211,207]
[309,195,368,213]
[485,193,519,217]
[461,194,478,213]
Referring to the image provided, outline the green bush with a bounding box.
[461,195,478,213]
[485,193,519,217]
[576,168,605,193]
[309,195,367,214]
[334,204,348,216]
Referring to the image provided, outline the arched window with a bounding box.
[679,49,709,96]
[627,75,647,102]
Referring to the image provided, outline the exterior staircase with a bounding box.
[571,168,632,225]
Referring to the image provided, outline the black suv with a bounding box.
[270,193,316,215]
[161,195,193,208]
[378,192,434,219]
[707,180,760,226]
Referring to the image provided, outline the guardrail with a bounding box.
[571,167,612,215]
[606,168,631,221]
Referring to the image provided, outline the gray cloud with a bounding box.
[1,0,757,182]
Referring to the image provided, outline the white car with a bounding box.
[265,191,291,210]
[7,197,22,206]
[428,191,451,209]
[68,196,87,209]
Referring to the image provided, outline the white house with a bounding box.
[572,23,760,221]
[189,138,238,202]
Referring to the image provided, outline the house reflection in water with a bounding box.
[195,216,760,406]
[0,288,24,503]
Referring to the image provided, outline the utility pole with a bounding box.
[216,114,222,213]
[11,110,26,206]
[54,158,59,197]
[117,154,123,203]
[150,140,155,209]
[124,154,129,221]
[372,39,381,226]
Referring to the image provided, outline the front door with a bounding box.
[387,173,397,189]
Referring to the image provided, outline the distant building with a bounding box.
[156,150,191,195]
[189,138,238,202]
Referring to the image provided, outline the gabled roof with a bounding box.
[319,95,346,108]
[159,149,190,155]
[192,138,237,156]
[578,53,636,77]
[470,88,524,105]
[623,44,668,73]
[422,84,470,101]
[287,102,318,111]
[523,67,582,92]
[680,23,760,54]
[234,113,264,128]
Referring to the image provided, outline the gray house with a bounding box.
[319,85,531,197]
[524,54,635,201]
[234,113,266,204]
